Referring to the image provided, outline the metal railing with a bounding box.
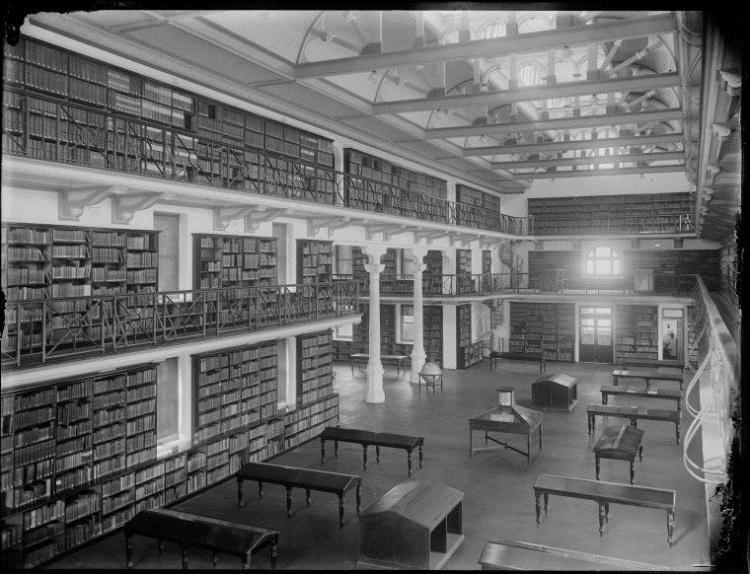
[5,89,531,236]
[1,281,360,369]
[528,213,694,236]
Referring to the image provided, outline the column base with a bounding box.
[365,361,385,403]
[409,347,427,384]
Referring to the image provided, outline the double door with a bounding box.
[579,306,613,363]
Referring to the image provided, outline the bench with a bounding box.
[478,540,668,570]
[612,369,684,391]
[600,385,682,415]
[320,426,424,476]
[587,404,681,444]
[351,353,409,376]
[489,351,546,374]
[533,473,676,545]
[124,508,279,570]
[236,461,361,528]
[619,358,685,372]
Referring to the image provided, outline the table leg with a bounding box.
[676,420,681,444]
[243,553,251,570]
[286,487,292,517]
[587,413,592,435]
[419,443,423,468]
[306,488,311,508]
[407,451,413,477]
[258,481,263,499]
[237,477,245,507]
[630,417,638,428]
[598,503,605,536]
[614,375,618,386]
[630,461,635,485]
[639,445,643,462]
[591,414,596,435]
[362,445,368,470]
[602,392,608,405]
[604,502,610,522]
[376,445,380,464]
[320,438,325,464]
[356,485,361,514]
[181,547,188,570]
[543,493,548,515]
[126,533,133,568]
[595,455,600,480]
[667,510,675,546]
[338,494,345,529]
[212,552,218,567]
[334,440,339,458]
[527,435,531,466]
[534,491,541,525]
[270,535,279,569]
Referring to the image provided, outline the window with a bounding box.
[585,246,621,276]
[400,305,415,343]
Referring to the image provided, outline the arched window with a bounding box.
[585,246,621,276]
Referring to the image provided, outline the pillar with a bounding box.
[362,245,387,403]
[405,246,429,383]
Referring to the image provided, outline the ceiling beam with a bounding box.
[421,109,683,140]
[294,13,677,79]
[371,73,681,115]
[520,164,686,179]
[462,133,684,157]
[492,151,684,169]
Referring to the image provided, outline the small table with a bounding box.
[236,462,362,528]
[587,404,681,444]
[124,508,279,570]
[351,353,409,376]
[320,427,424,476]
[612,369,684,391]
[469,405,543,465]
[593,424,644,484]
[600,385,682,415]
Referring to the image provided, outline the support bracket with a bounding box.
[59,186,119,221]
[112,191,163,224]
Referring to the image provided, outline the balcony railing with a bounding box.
[4,89,530,236]
[1,281,360,369]
[528,214,694,236]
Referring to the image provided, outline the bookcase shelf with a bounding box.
[509,302,575,362]
[296,330,334,406]
[614,305,658,362]
[456,304,480,369]
[193,233,277,290]
[297,239,334,314]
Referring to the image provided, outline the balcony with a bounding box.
[1,280,360,369]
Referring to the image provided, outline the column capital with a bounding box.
[361,244,389,266]
[404,245,430,264]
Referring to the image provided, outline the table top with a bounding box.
[351,353,408,360]
[237,462,361,493]
[126,509,277,553]
[471,404,543,431]
[613,369,684,381]
[490,351,545,361]
[533,373,577,387]
[594,425,644,458]
[587,404,680,420]
[533,474,675,508]
[321,427,423,448]
[360,480,463,528]
[601,385,682,399]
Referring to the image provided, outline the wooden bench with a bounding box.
[587,404,681,444]
[533,473,676,545]
[125,508,279,569]
[489,351,546,374]
[612,369,684,391]
[351,353,409,375]
[236,461,361,528]
[600,385,682,415]
[320,426,424,476]
[478,540,668,570]
[619,358,685,372]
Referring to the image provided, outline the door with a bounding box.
[579,306,614,363]
[661,308,685,361]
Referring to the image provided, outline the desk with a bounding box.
[533,473,676,545]
[612,369,684,391]
[469,405,543,465]
[351,353,409,375]
[236,462,361,528]
[600,385,682,415]
[124,508,279,569]
[587,404,681,444]
[593,424,644,484]
[489,351,546,374]
[320,427,424,476]
[531,373,577,411]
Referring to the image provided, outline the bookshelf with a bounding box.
[282,394,339,452]
[423,305,443,366]
[297,239,334,314]
[192,233,277,290]
[296,330,334,406]
[509,303,575,361]
[455,184,501,229]
[614,305,658,362]
[456,304,478,369]
[456,249,473,294]
[423,250,443,295]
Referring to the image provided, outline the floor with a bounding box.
[47,360,711,570]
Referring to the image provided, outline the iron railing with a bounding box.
[5,89,531,236]
[1,281,360,369]
[528,213,694,236]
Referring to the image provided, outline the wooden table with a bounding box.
[593,424,644,484]
[351,353,409,375]
[600,385,682,415]
[587,404,681,444]
[533,473,676,545]
[612,369,685,390]
[489,351,546,374]
[124,508,279,570]
[469,405,543,465]
[236,462,362,528]
[478,540,668,570]
[320,426,424,476]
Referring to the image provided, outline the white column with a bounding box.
[362,245,387,403]
[405,246,429,383]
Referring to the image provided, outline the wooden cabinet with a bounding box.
[358,481,464,570]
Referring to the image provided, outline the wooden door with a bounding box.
[579,306,614,363]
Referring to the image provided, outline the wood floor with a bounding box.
[47,360,711,570]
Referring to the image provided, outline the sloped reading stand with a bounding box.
[358,481,464,570]
[532,373,578,411]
